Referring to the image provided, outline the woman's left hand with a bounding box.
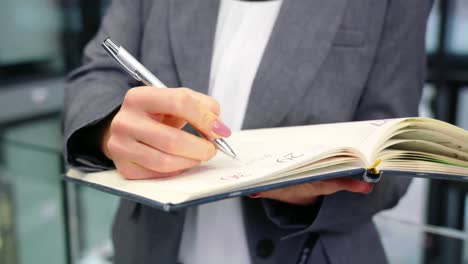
[253,178,374,205]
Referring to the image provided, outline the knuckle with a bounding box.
[208,98,220,114]
[110,116,128,134]
[178,89,193,104]
[106,140,118,158]
[123,88,141,107]
[200,111,214,127]
[174,90,193,113]
[106,138,119,153]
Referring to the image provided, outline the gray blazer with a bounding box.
[64,0,432,263]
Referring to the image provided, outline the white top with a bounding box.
[178,0,282,263]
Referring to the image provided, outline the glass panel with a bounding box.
[0,0,63,66]
[0,0,115,262]
[457,88,468,130]
[419,84,437,118]
[376,214,468,264]
[0,175,18,263]
[426,0,440,54]
[447,0,468,55]
[0,0,66,79]
[0,117,66,264]
[0,116,120,264]
[78,188,118,263]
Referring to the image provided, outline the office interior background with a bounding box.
[0,0,467,263]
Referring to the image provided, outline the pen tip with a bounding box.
[214,138,238,160]
[226,150,238,160]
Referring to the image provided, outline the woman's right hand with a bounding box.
[101,86,231,180]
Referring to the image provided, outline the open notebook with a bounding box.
[66,117,468,211]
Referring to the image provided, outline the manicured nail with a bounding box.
[249,193,261,198]
[364,184,374,194]
[212,119,231,137]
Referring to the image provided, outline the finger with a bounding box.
[182,88,221,115]
[149,89,221,125]
[123,87,230,138]
[134,141,201,173]
[320,178,373,194]
[117,113,216,161]
[116,160,187,180]
[258,183,321,205]
[110,138,200,174]
[257,178,373,205]
[151,113,187,129]
[160,115,187,129]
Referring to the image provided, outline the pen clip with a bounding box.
[102,40,142,82]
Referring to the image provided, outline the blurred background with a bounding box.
[0,0,467,263]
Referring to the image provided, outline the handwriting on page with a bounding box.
[370,120,389,127]
[276,153,305,163]
[220,172,252,181]
[219,153,273,181]
[219,152,305,181]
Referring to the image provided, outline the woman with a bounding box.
[64,0,432,263]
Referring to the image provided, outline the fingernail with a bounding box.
[212,119,231,137]
[364,184,374,194]
[249,193,261,198]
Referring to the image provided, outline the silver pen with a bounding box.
[102,37,237,159]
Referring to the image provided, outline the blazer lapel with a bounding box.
[169,0,220,95]
[242,0,349,129]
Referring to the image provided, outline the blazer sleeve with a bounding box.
[63,0,144,171]
[262,0,433,234]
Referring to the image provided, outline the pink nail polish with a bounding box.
[212,119,232,137]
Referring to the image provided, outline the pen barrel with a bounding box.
[117,48,167,88]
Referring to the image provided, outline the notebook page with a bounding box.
[69,143,338,204]
[235,118,404,162]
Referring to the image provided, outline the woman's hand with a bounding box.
[101,86,372,203]
[101,86,231,180]
[253,178,374,205]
